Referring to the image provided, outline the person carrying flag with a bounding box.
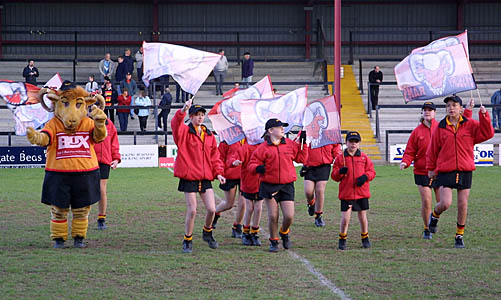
[300,141,342,227]
[171,98,226,253]
[248,119,309,252]
[427,95,494,248]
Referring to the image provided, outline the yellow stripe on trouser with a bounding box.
[50,205,69,240]
[71,206,91,239]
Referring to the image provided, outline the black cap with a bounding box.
[345,131,361,142]
[188,104,206,115]
[422,101,436,110]
[262,118,289,138]
[60,80,76,91]
[443,95,462,106]
[243,52,251,56]
[126,72,132,75]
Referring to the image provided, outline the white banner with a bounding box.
[119,145,158,168]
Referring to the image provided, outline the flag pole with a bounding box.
[334,0,341,119]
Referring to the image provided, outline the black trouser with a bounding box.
[370,85,379,110]
[106,108,115,124]
[157,109,169,131]
[138,116,148,131]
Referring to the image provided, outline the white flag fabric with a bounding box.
[142,42,221,95]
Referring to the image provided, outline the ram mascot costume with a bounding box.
[26,81,107,248]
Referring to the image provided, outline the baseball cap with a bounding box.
[59,80,76,91]
[345,131,361,142]
[261,118,289,138]
[443,95,462,106]
[126,72,132,76]
[422,101,436,110]
[189,104,206,115]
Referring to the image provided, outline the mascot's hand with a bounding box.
[26,127,49,146]
[90,106,107,126]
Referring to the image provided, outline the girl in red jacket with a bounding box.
[426,96,494,248]
[229,140,264,246]
[94,118,121,230]
[248,119,308,252]
[301,142,342,227]
[212,140,246,238]
[331,131,376,250]
[171,99,226,253]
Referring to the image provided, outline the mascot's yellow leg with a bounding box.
[50,205,69,240]
[71,206,91,239]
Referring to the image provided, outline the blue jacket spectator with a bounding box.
[22,60,39,85]
[491,89,501,129]
[124,49,135,74]
[242,53,254,78]
[115,56,128,83]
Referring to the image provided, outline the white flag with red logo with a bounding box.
[412,31,469,58]
[303,95,342,149]
[394,41,475,103]
[208,76,275,145]
[240,87,307,145]
[142,42,221,95]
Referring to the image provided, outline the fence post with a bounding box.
[323,60,329,95]
[367,82,372,115]
[8,132,12,146]
[429,30,433,42]
[153,81,159,144]
[133,131,137,145]
[348,31,353,65]
[385,130,389,162]
[236,32,241,65]
[73,31,77,82]
[359,58,363,94]
[375,105,380,142]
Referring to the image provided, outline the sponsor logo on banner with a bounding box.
[474,144,493,166]
[390,144,407,163]
[119,145,158,168]
[159,145,178,168]
[0,146,46,168]
[56,131,91,159]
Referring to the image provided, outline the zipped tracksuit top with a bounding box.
[229,142,261,194]
[218,141,242,180]
[426,111,494,174]
[304,143,342,167]
[248,137,308,185]
[331,149,376,200]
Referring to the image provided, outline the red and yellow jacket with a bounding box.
[304,143,342,167]
[331,149,376,200]
[171,110,224,181]
[41,117,99,172]
[426,111,494,174]
[248,137,308,185]
[94,119,121,166]
[229,141,261,194]
[218,140,242,180]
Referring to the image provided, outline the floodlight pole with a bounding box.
[334,0,341,118]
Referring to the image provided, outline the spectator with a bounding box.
[22,59,39,86]
[490,88,501,129]
[115,56,127,87]
[120,72,138,120]
[157,87,172,131]
[213,49,228,95]
[85,75,99,94]
[135,47,144,82]
[241,52,254,88]
[134,89,151,132]
[368,66,383,110]
[123,48,134,75]
[99,53,115,83]
[175,82,190,103]
[116,88,131,131]
[101,80,118,124]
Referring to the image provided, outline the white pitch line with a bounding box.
[167,167,350,299]
[288,251,351,300]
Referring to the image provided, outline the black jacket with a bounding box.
[22,66,39,85]
[115,62,128,83]
[368,70,383,83]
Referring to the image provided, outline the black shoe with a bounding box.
[73,236,87,248]
[362,237,371,248]
[202,230,218,249]
[251,233,262,246]
[130,116,135,120]
[338,239,347,250]
[428,213,439,233]
[454,235,465,248]
[242,233,253,246]
[269,239,279,252]
[182,240,193,253]
[315,215,325,227]
[53,238,66,249]
[97,219,107,230]
[232,224,243,238]
[212,214,220,229]
[279,232,291,249]
[423,229,432,240]
[307,203,315,216]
